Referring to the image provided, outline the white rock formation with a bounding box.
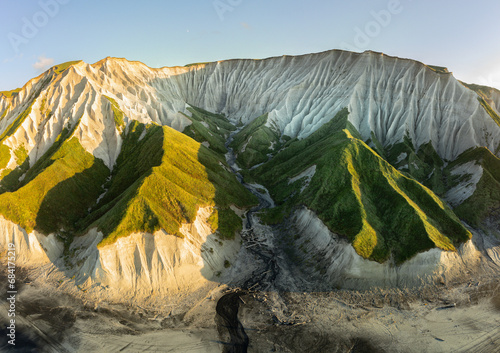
[0,216,63,265]
[1,50,500,172]
[0,208,239,301]
[444,161,484,207]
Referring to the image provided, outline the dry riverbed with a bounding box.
[1,266,499,353]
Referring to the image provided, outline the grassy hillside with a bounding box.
[0,104,257,246]
[84,120,257,246]
[383,136,453,196]
[182,105,235,154]
[229,113,281,169]
[251,108,471,263]
[450,147,500,231]
[0,137,109,234]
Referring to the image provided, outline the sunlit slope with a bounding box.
[0,134,109,234]
[86,121,257,246]
[0,117,256,246]
[252,109,471,263]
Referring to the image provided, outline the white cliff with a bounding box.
[1,50,500,173]
[0,208,240,301]
[0,216,63,265]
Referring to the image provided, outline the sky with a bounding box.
[1,0,500,91]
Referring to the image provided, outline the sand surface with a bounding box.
[1,268,499,352]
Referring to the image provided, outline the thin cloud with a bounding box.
[3,53,23,63]
[33,55,55,71]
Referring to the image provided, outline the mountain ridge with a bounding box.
[0,49,499,297]
[1,50,499,162]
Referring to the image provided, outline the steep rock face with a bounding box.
[0,216,63,265]
[460,82,500,116]
[290,208,500,289]
[0,208,238,300]
[1,50,499,173]
[71,207,240,299]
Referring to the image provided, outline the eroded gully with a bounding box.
[214,131,302,352]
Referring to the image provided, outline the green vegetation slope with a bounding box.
[250,108,471,263]
[0,98,257,247]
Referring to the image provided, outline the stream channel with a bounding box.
[214,131,282,353]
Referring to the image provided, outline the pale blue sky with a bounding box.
[1,0,500,91]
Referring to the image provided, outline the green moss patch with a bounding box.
[0,88,21,99]
[460,81,500,105]
[14,144,28,165]
[182,106,235,154]
[478,97,500,128]
[52,61,82,75]
[208,207,242,240]
[426,65,449,74]
[0,144,11,171]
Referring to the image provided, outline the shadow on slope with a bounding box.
[0,137,109,235]
[1,59,499,353]
[247,108,471,264]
